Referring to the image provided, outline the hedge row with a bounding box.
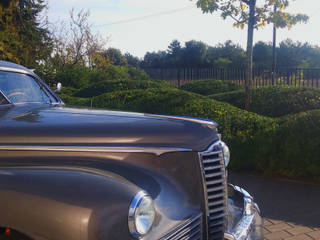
[237,110,320,180]
[211,86,320,117]
[59,85,320,181]
[180,79,243,95]
[55,64,149,88]
[91,88,276,145]
[74,80,174,98]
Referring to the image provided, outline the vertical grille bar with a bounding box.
[160,213,203,240]
[200,142,228,240]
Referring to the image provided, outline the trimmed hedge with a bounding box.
[55,64,149,88]
[180,79,243,96]
[237,110,320,181]
[211,86,320,117]
[75,80,175,98]
[91,88,276,145]
[58,93,91,107]
[60,87,320,181]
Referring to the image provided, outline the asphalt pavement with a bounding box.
[228,171,320,228]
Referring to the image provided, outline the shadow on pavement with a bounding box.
[228,171,320,228]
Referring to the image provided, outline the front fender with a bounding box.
[0,168,139,240]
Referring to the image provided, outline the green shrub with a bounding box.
[211,86,320,117]
[91,88,275,145]
[55,64,149,89]
[180,79,243,95]
[127,66,149,81]
[60,87,320,181]
[58,93,91,107]
[237,110,320,181]
[55,65,91,88]
[75,80,175,98]
[59,87,79,96]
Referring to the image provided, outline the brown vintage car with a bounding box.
[0,60,262,240]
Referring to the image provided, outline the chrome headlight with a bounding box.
[221,141,230,166]
[128,191,155,238]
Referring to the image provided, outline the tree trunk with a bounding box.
[245,0,256,109]
[272,4,277,85]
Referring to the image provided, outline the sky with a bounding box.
[47,0,320,58]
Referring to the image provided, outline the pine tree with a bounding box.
[0,0,52,68]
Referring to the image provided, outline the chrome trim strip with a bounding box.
[0,66,32,76]
[224,185,263,240]
[0,89,11,104]
[128,191,152,239]
[152,114,217,126]
[160,213,203,240]
[200,140,228,240]
[0,145,191,156]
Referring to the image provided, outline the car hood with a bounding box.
[0,104,219,152]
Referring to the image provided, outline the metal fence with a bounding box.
[143,68,320,88]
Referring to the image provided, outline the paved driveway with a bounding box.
[228,171,320,239]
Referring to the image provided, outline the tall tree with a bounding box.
[194,0,308,108]
[0,0,52,68]
[51,9,108,69]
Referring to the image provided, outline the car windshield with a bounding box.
[0,71,56,104]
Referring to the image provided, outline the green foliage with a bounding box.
[91,88,275,145]
[195,0,308,29]
[211,86,320,117]
[54,64,149,88]
[127,66,149,81]
[213,58,232,68]
[75,80,174,98]
[180,79,243,96]
[236,110,320,181]
[59,85,320,181]
[88,66,131,83]
[58,93,91,107]
[0,0,52,68]
[100,48,128,66]
[55,64,91,88]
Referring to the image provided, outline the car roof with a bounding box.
[0,60,37,78]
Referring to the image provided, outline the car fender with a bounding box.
[0,167,139,240]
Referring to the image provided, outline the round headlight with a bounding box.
[128,191,155,238]
[221,141,230,166]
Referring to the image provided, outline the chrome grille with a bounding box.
[161,213,203,240]
[200,142,227,240]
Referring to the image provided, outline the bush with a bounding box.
[211,86,320,117]
[127,66,149,81]
[59,87,79,96]
[55,65,91,88]
[58,93,91,107]
[55,64,149,89]
[75,80,175,98]
[60,87,320,181]
[237,110,320,181]
[91,88,276,145]
[180,79,243,96]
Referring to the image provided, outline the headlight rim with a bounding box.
[220,141,230,167]
[128,190,155,239]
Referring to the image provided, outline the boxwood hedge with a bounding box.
[239,110,320,181]
[59,87,320,181]
[74,80,175,98]
[91,88,276,145]
[180,79,243,96]
[211,86,320,117]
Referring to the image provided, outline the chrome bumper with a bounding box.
[224,185,263,240]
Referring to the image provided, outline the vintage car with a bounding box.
[0,60,262,240]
